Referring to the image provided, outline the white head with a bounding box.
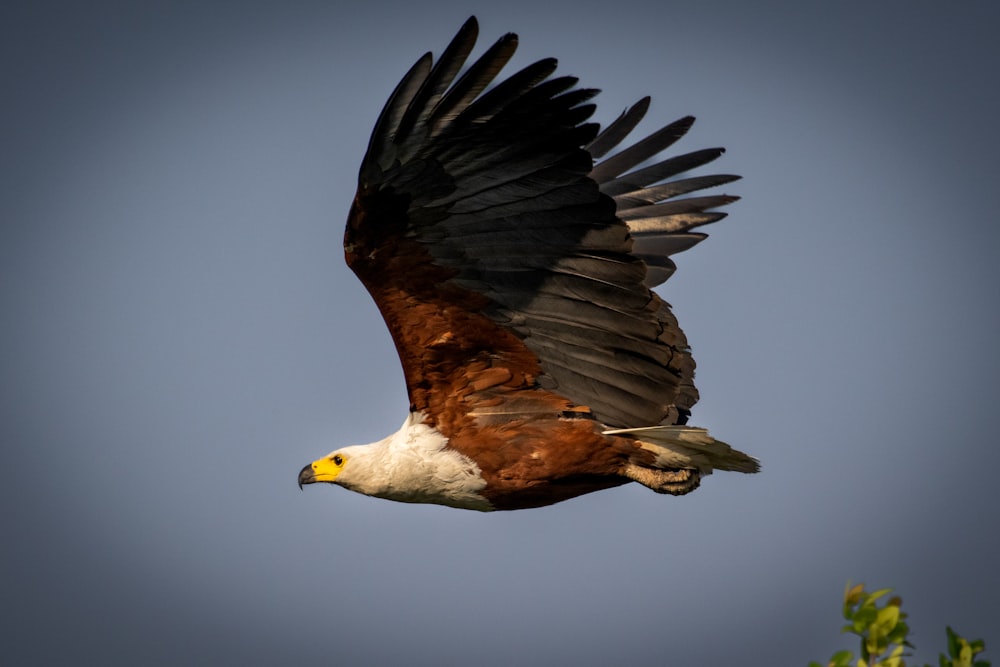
[298,443,391,497]
[296,413,492,510]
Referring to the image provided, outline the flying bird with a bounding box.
[298,17,759,511]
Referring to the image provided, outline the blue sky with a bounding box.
[3,1,998,665]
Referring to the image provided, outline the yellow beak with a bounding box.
[297,456,343,489]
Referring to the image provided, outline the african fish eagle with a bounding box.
[297,17,759,511]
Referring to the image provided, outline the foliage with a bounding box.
[808,582,989,667]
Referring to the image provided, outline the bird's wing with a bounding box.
[344,17,738,430]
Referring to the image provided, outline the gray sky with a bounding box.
[3,1,998,665]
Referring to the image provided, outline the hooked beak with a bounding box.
[297,463,316,490]
[298,456,344,489]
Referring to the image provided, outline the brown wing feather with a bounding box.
[345,17,738,435]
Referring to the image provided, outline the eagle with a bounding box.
[297,17,759,511]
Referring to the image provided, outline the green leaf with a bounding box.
[865,588,894,606]
[880,644,905,667]
[875,604,901,634]
[855,606,878,629]
[888,620,910,646]
[960,641,974,667]
[831,649,853,665]
[948,626,962,658]
[845,582,866,608]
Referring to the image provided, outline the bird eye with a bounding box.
[333,455,344,466]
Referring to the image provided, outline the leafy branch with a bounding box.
[808,582,989,667]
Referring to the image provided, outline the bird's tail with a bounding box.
[606,425,759,495]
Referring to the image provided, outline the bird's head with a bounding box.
[298,450,349,489]
[295,418,491,509]
[298,443,389,494]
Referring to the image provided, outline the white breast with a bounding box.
[334,412,493,511]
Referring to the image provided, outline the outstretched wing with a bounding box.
[344,17,738,430]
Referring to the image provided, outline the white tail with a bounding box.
[604,425,760,475]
